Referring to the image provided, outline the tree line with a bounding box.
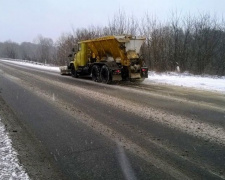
[1,11,225,75]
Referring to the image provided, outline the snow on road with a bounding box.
[0,58,224,179]
[1,59,60,72]
[1,59,225,93]
[0,118,29,180]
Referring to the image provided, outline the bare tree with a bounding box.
[2,40,19,59]
[34,35,54,63]
[139,14,158,69]
[56,33,76,65]
[108,9,139,35]
[20,42,39,61]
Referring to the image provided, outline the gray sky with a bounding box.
[0,0,224,43]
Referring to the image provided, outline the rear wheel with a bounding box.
[91,65,101,82]
[100,65,112,84]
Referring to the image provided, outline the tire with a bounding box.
[71,64,78,78]
[100,65,112,84]
[91,65,101,82]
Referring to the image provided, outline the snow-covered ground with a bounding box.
[1,59,225,93]
[0,118,30,180]
[1,59,60,72]
[145,71,225,93]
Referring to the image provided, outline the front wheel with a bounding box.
[100,65,112,84]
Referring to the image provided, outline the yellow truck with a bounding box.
[59,35,148,83]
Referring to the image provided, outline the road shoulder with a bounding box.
[0,96,65,180]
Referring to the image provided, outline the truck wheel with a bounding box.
[92,65,101,82]
[100,65,112,84]
[71,64,78,78]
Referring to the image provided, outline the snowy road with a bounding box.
[1,59,225,93]
[0,60,225,179]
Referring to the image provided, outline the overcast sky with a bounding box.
[0,0,224,43]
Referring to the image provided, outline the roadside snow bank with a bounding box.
[1,59,60,72]
[0,118,29,180]
[145,71,225,93]
[1,59,224,93]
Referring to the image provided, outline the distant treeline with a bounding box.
[1,11,225,75]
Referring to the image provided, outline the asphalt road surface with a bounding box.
[0,60,225,180]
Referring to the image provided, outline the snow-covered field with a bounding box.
[0,118,29,180]
[145,71,225,93]
[1,59,225,93]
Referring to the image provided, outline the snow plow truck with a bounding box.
[59,35,148,83]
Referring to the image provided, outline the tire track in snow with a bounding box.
[1,63,192,180]
[2,63,225,179]
[30,72,225,147]
[2,63,225,146]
